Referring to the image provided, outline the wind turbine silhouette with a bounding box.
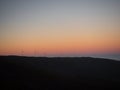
[21,50,24,56]
[34,49,38,57]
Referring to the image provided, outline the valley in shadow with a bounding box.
[0,56,120,90]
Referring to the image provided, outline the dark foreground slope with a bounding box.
[0,56,120,90]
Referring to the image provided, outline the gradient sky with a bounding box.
[0,0,120,60]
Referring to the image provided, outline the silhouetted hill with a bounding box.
[0,56,120,90]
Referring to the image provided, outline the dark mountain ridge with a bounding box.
[0,56,120,90]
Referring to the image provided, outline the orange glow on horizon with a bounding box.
[0,35,120,56]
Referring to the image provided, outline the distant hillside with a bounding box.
[0,56,120,90]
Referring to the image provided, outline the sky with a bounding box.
[0,0,120,60]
